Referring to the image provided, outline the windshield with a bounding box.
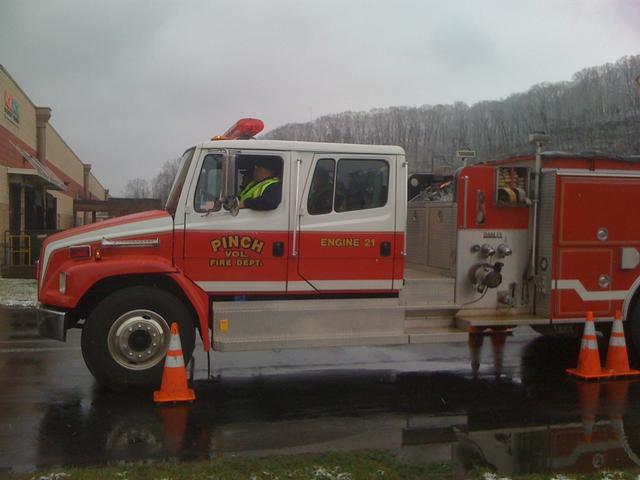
[166,148,195,215]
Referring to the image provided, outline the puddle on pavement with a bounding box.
[3,306,640,477]
[0,306,39,340]
[30,368,640,477]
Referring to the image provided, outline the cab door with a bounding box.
[294,154,396,293]
[182,149,289,295]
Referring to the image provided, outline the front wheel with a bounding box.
[81,286,196,391]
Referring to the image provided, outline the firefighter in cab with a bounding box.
[238,157,282,210]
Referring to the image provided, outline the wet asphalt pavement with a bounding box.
[2,306,640,476]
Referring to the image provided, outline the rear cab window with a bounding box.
[307,158,389,215]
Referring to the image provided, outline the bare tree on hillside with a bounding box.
[152,157,181,205]
[265,54,640,172]
[123,178,151,198]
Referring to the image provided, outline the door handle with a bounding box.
[273,241,285,257]
[380,241,391,257]
[292,158,302,256]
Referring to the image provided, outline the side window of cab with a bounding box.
[307,158,389,215]
[235,154,284,211]
[194,154,224,212]
[307,159,335,215]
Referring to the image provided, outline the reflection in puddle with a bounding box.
[456,381,640,475]
[34,372,640,476]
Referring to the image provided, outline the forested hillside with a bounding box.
[265,55,640,172]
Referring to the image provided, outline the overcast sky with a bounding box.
[1,0,639,194]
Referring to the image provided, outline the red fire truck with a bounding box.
[36,119,640,390]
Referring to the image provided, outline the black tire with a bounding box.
[532,323,583,338]
[627,304,640,367]
[81,286,196,392]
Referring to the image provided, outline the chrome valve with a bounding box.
[480,244,496,258]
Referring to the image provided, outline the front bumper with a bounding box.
[37,304,67,341]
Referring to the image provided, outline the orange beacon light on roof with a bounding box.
[212,118,264,140]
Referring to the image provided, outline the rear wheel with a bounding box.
[532,323,583,338]
[81,286,196,391]
[532,323,612,340]
[626,303,640,366]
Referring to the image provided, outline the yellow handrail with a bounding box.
[7,234,31,266]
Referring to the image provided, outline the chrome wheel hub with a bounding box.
[107,309,170,370]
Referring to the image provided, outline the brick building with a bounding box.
[0,65,107,270]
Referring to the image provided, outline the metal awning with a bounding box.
[8,142,67,191]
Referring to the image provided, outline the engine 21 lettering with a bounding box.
[320,238,377,247]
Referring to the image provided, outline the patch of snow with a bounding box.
[311,466,353,480]
[599,472,625,480]
[1,299,37,307]
[482,473,511,480]
[32,473,70,480]
[0,278,37,307]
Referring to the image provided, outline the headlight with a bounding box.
[59,272,67,294]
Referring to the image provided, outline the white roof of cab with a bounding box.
[195,139,405,155]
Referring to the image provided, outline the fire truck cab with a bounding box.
[36,119,640,390]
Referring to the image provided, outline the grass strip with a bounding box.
[8,451,450,480]
[8,451,640,480]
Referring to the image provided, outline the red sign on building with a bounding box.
[4,91,20,124]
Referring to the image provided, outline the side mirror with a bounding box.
[223,196,240,217]
[208,198,222,213]
[200,198,221,216]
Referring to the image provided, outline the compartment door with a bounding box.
[555,249,613,317]
[552,175,639,318]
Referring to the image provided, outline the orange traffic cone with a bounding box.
[157,405,190,455]
[154,323,196,403]
[605,380,630,441]
[468,330,484,380]
[605,310,640,377]
[577,381,601,443]
[490,330,507,380]
[566,311,611,380]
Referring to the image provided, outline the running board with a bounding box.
[209,299,547,352]
[211,298,474,351]
[215,333,410,352]
[215,328,472,351]
[406,327,469,344]
[404,304,460,313]
[212,298,407,352]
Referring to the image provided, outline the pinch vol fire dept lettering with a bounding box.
[209,235,265,268]
[210,235,264,254]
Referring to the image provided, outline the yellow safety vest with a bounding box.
[239,177,280,202]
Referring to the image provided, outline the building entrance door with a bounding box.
[9,184,21,234]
